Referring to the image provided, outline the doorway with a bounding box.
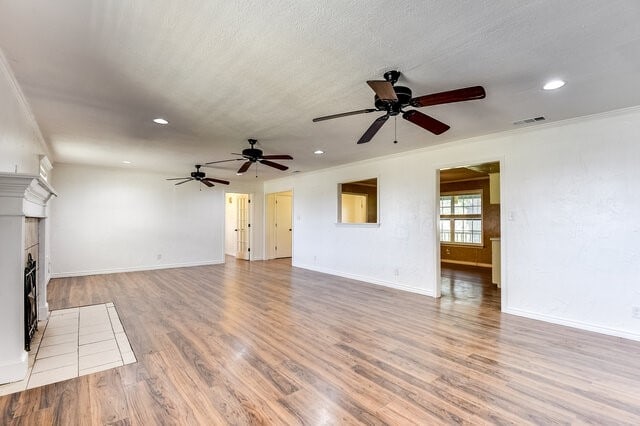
[436,162,501,308]
[224,193,252,260]
[265,190,293,259]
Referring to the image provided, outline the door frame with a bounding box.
[223,192,254,261]
[433,157,506,310]
[264,189,293,260]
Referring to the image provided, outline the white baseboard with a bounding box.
[293,262,435,297]
[0,351,28,385]
[441,259,492,268]
[504,307,640,342]
[51,259,225,278]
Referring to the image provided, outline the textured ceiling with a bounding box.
[2,1,640,181]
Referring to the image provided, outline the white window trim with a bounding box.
[337,177,379,224]
[439,189,483,246]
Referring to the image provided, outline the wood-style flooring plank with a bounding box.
[1,259,639,424]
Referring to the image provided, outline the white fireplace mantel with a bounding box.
[0,172,56,384]
[0,172,57,217]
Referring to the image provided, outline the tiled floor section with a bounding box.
[0,303,136,396]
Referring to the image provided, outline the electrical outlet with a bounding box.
[313,255,317,264]
[157,254,162,260]
[393,268,399,277]
[632,306,640,319]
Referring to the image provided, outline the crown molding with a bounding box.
[0,48,52,159]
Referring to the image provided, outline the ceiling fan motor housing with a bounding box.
[190,171,206,179]
[242,147,263,160]
[374,86,412,113]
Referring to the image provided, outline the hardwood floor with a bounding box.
[440,263,500,309]
[2,258,640,424]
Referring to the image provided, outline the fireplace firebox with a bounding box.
[24,253,37,351]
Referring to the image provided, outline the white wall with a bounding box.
[264,107,640,341]
[50,164,230,276]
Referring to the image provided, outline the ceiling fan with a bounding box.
[166,165,230,187]
[312,70,486,144]
[205,139,293,174]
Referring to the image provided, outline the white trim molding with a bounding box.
[504,307,640,342]
[293,262,435,297]
[51,259,225,279]
[0,48,52,159]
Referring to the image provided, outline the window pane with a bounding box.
[453,219,481,244]
[452,194,481,215]
[439,219,451,242]
[439,196,452,215]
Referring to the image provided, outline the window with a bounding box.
[440,191,482,245]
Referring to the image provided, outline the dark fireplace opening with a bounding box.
[24,253,37,351]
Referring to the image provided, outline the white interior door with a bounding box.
[224,194,238,256]
[235,194,250,260]
[275,193,292,258]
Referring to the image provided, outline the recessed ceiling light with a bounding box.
[543,80,565,90]
[314,150,324,155]
[122,160,131,164]
[153,118,169,125]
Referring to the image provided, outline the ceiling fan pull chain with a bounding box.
[394,116,398,144]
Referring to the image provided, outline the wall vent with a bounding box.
[513,116,546,125]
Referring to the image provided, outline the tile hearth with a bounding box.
[0,303,136,396]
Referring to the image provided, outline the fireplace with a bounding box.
[0,171,56,384]
[24,253,38,351]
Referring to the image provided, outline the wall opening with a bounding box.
[436,162,502,309]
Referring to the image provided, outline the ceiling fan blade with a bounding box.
[410,86,486,108]
[260,159,289,171]
[204,177,230,185]
[175,179,193,185]
[357,114,389,144]
[403,110,450,135]
[204,158,243,165]
[367,80,398,101]
[261,154,293,160]
[312,109,376,122]
[166,177,190,180]
[201,180,214,187]
[237,161,252,174]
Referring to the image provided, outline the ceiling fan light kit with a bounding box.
[313,70,486,144]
